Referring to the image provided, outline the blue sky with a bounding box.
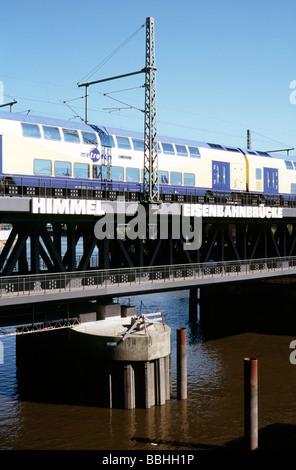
[1,0,296,152]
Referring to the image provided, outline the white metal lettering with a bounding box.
[32,198,105,215]
[183,204,283,219]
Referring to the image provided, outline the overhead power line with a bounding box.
[249,130,294,154]
[78,23,145,85]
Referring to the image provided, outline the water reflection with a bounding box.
[1,287,296,449]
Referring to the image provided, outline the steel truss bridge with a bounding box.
[1,188,296,277]
[0,184,296,329]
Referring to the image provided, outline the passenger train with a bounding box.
[0,109,296,203]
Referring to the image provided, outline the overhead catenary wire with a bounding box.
[249,130,294,153]
[100,84,145,113]
[4,91,295,152]
[78,23,145,85]
[103,85,145,95]
[102,92,144,114]
[62,100,85,122]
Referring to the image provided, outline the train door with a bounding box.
[212,161,230,191]
[263,167,278,194]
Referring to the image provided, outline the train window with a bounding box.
[256,168,262,179]
[150,142,161,153]
[292,184,296,194]
[266,170,277,189]
[159,171,169,184]
[110,166,124,181]
[93,165,107,179]
[99,134,115,147]
[266,170,270,188]
[184,173,195,186]
[257,151,270,157]
[22,123,41,138]
[82,132,98,145]
[162,143,175,155]
[116,136,131,149]
[74,163,89,178]
[141,169,149,183]
[55,161,71,177]
[63,128,80,143]
[171,172,182,185]
[132,139,144,151]
[208,143,224,150]
[43,126,61,141]
[216,165,221,184]
[175,145,188,156]
[293,162,296,170]
[225,147,240,152]
[126,168,140,182]
[34,159,52,175]
[285,160,294,170]
[222,166,227,185]
[188,147,200,158]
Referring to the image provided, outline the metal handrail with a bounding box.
[1,176,296,207]
[0,256,296,299]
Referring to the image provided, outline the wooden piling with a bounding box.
[177,328,187,400]
[244,357,258,450]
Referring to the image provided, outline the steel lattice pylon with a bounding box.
[143,17,159,203]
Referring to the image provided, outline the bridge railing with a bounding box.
[1,256,296,299]
[1,177,296,207]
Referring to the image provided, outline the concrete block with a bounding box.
[79,312,97,323]
[121,305,137,317]
[97,303,121,319]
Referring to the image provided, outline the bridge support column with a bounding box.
[145,361,155,408]
[124,364,136,409]
[155,357,166,405]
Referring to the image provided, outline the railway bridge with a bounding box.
[1,185,296,327]
[1,183,296,276]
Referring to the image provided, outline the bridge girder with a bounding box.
[0,214,296,275]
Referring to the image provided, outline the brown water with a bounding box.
[1,289,296,451]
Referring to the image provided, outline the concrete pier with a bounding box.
[16,303,171,409]
[70,306,171,409]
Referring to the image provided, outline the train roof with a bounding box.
[0,110,92,131]
[0,110,294,160]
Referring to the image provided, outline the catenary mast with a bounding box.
[143,17,159,203]
[78,17,159,203]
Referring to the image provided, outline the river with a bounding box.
[0,288,296,454]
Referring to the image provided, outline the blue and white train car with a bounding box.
[0,109,296,202]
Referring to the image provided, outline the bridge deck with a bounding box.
[0,257,296,307]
